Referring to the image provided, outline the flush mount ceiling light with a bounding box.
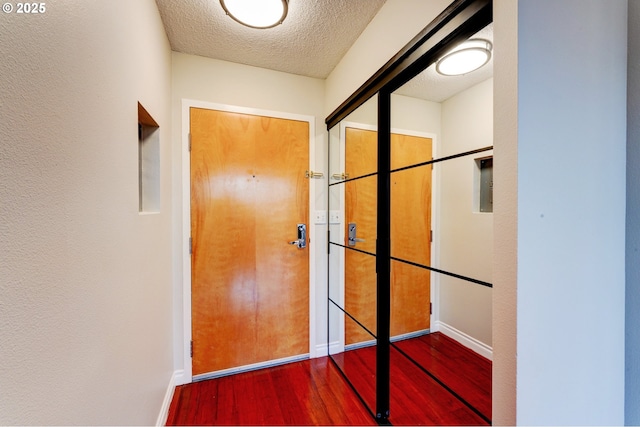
[436,38,492,76]
[220,0,288,29]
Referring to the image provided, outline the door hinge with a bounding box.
[189,237,193,255]
[430,230,433,243]
[430,302,433,315]
[188,133,192,151]
[190,340,193,358]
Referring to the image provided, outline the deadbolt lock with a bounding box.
[289,223,307,249]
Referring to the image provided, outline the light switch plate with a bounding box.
[329,211,340,224]
[314,210,327,224]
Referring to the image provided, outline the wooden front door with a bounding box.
[344,127,431,345]
[190,107,310,376]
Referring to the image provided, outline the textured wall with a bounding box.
[0,1,173,424]
[627,0,640,424]
[516,0,627,424]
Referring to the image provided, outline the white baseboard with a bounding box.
[315,343,329,357]
[435,321,493,360]
[156,370,179,426]
[316,341,343,356]
[173,368,190,386]
[192,353,309,382]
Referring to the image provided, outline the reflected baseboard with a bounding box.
[317,341,343,356]
[435,321,493,360]
[345,339,376,351]
[319,330,432,357]
[390,328,430,343]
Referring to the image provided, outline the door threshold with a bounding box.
[192,353,310,382]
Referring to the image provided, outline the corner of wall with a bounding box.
[626,1,640,424]
[491,0,519,425]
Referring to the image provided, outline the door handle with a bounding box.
[289,223,307,249]
[348,222,365,247]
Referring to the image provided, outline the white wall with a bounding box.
[500,0,627,424]
[439,78,493,349]
[0,1,173,425]
[627,1,640,424]
[492,0,518,423]
[391,94,442,135]
[170,52,326,380]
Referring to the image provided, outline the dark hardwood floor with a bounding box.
[166,332,491,426]
[392,332,492,421]
[167,357,375,426]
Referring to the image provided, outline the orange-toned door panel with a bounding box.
[344,128,378,345]
[390,133,432,337]
[344,127,431,345]
[190,108,309,375]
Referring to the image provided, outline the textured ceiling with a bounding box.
[155,0,387,79]
[154,0,493,102]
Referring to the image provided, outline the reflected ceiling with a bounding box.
[395,24,493,102]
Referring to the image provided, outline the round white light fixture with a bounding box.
[220,0,288,29]
[436,39,492,76]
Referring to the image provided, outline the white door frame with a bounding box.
[180,99,317,383]
[329,121,439,354]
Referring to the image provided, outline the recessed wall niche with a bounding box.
[137,102,160,213]
[474,156,493,213]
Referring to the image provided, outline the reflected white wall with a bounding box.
[439,78,493,349]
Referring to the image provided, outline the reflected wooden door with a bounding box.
[345,127,378,345]
[390,134,431,337]
[190,108,309,376]
[344,127,431,345]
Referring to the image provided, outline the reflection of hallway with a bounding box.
[166,332,491,425]
[392,332,491,422]
[333,332,491,425]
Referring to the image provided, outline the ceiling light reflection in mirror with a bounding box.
[394,24,493,103]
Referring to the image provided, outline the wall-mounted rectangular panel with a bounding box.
[479,157,492,213]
